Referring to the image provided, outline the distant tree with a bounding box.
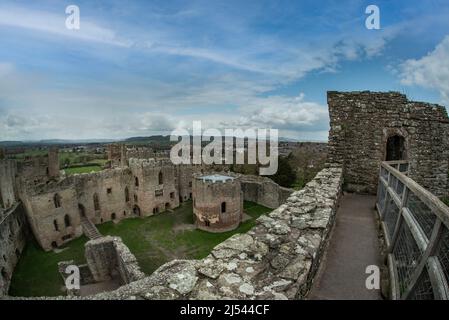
[269,156,296,188]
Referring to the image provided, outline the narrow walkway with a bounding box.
[309,193,382,300]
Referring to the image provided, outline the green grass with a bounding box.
[64,165,102,175]
[442,197,449,207]
[8,236,89,297]
[8,201,271,297]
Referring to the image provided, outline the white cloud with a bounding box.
[0,5,130,47]
[399,35,449,105]
[224,93,328,132]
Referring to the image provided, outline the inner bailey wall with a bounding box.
[240,175,294,209]
[15,166,341,300]
[21,159,180,251]
[0,160,18,210]
[0,203,28,296]
[328,91,449,196]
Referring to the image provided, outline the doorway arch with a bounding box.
[78,203,86,218]
[133,205,141,216]
[386,135,407,161]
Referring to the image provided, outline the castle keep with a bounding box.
[193,174,243,232]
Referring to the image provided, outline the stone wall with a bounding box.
[0,160,18,210]
[192,174,243,232]
[85,236,145,285]
[24,166,341,300]
[0,203,28,296]
[240,175,294,209]
[22,159,180,251]
[328,91,449,196]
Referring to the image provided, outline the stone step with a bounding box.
[81,217,102,240]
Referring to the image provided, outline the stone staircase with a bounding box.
[81,217,102,240]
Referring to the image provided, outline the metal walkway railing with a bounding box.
[376,160,449,300]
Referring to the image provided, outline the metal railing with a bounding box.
[376,160,449,300]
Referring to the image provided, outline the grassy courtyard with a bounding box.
[8,201,271,297]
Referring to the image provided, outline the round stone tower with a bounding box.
[192,173,243,232]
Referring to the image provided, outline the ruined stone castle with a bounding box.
[0,143,291,295]
[1,91,448,299]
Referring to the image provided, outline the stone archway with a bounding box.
[386,135,406,161]
[383,128,409,161]
[78,203,86,218]
[133,205,141,216]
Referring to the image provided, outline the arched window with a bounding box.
[53,219,59,231]
[135,176,139,187]
[386,135,406,161]
[93,193,100,211]
[64,214,71,227]
[158,171,163,185]
[221,202,226,213]
[125,187,130,202]
[53,193,61,208]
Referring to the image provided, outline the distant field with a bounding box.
[8,200,271,297]
[64,165,103,175]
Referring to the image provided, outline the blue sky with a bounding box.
[0,0,449,141]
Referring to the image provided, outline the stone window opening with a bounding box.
[170,192,174,199]
[53,219,59,231]
[221,202,226,213]
[51,241,57,249]
[205,220,210,227]
[53,193,61,208]
[64,214,71,227]
[386,134,407,161]
[93,193,100,211]
[158,171,163,185]
[135,176,139,187]
[133,205,141,216]
[2,255,6,262]
[1,268,7,281]
[78,203,86,218]
[107,187,112,194]
[111,213,116,220]
[134,194,138,202]
[125,187,130,202]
